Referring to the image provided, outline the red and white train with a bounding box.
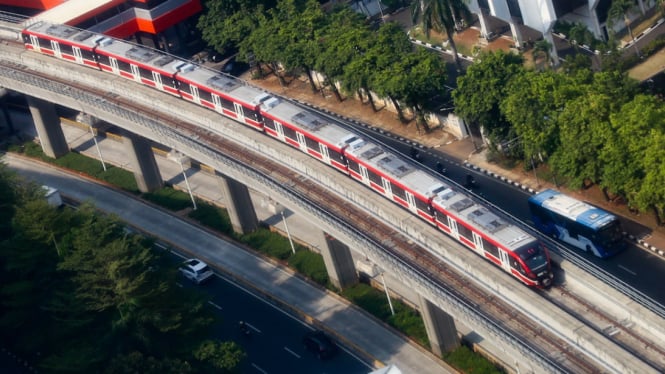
[20,21,553,287]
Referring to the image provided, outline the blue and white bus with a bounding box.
[528,189,625,258]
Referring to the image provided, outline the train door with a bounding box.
[72,46,83,64]
[359,165,370,185]
[130,65,141,83]
[191,86,200,103]
[274,121,285,141]
[472,232,484,255]
[212,94,222,112]
[405,192,417,213]
[499,249,511,272]
[381,178,393,200]
[319,144,330,164]
[296,132,307,152]
[448,217,459,239]
[110,57,119,74]
[152,72,163,90]
[29,35,40,51]
[234,103,245,122]
[51,41,61,58]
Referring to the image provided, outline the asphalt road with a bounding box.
[2,151,452,374]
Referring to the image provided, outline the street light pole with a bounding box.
[89,125,107,171]
[380,272,395,316]
[177,154,197,210]
[281,209,296,255]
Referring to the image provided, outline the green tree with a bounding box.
[314,6,370,101]
[342,21,413,112]
[634,131,665,225]
[608,0,639,56]
[411,0,471,69]
[453,50,524,143]
[194,340,246,371]
[197,0,275,55]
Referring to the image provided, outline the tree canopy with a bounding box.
[0,169,245,372]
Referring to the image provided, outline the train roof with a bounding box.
[433,188,536,251]
[24,21,100,49]
[345,139,446,200]
[529,189,617,230]
[261,98,356,151]
[94,38,187,75]
[176,66,267,108]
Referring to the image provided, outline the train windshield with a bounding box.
[515,245,547,270]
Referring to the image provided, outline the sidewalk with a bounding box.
[240,64,665,260]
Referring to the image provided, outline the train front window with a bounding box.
[515,245,547,270]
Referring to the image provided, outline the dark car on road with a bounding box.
[303,330,338,359]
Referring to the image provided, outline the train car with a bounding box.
[528,189,625,258]
[342,137,442,222]
[22,22,100,68]
[175,66,266,130]
[259,97,355,172]
[17,21,554,287]
[93,38,186,96]
[432,188,553,287]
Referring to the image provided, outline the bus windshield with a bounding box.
[515,245,547,271]
[596,220,624,249]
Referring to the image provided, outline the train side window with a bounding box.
[368,169,382,186]
[457,223,473,241]
[305,136,319,151]
[59,43,73,55]
[390,182,406,200]
[139,66,153,80]
[347,159,360,174]
[116,59,131,73]
[415,198,429,213]
[264,117,276,131]
[80,49,95,61]
[219,95,234,111]
[198,87,213,103]
[96,54,110,66]
[38,37,51,48]
[328,148,343,163]
[241,106,260,121]
[482,238,500,258]
[282,125,297,142]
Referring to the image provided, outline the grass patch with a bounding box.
[240,227,294,260]
[188,200,234,235]
[13,142,139,193]
[288,250,330,288]
[143,186,193,211]
[444,345,505,374]
[342,283,429,347]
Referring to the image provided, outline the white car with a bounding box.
[179,258,214,284]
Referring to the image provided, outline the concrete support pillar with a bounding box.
[320,232,358,290]
[0,87,11,136]
[122,132,163,193]
[477,10,490,39]
[509,21,524,47]
[418,294,459,357]
[27,96,68,158]
[219,175,258,234]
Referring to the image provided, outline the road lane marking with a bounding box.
[618,265,637,275]
[284,347,300,358]
[207,301,222,310]
[247,322,261,333]
[251,363,267,373]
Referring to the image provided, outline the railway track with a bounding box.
[0,40,663,373]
